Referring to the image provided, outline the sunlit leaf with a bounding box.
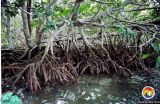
[31,19,40,27]
[42,0,48,3]
[142,54,150,59]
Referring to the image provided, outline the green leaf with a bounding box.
[79,3,90,14]
[117,27,124,34]
[44,26,49,33]
[45,8,53,16]
[156,56,160,69]
[46,21,54,28]
[151,42,160,52]
[32,14,38,19]
[31,19,39,27]
[116,26,127,37]
[42,0,48,3]
[127,28,137,37]
[142,54,150,59]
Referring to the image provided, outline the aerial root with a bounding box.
[2,44,150,91]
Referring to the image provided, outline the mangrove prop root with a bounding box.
[2,43,153,91]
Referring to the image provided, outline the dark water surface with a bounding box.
[20,70,160,104]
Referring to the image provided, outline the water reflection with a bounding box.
[22,73,160,104]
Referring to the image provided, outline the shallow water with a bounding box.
[20,70,160,104]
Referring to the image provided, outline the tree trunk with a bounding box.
[21,0,32,49]
[6,14,14,49]
[36,19,44,45]
[36,0,57,45]
[27,0,32,34]
[79,26,93,49]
